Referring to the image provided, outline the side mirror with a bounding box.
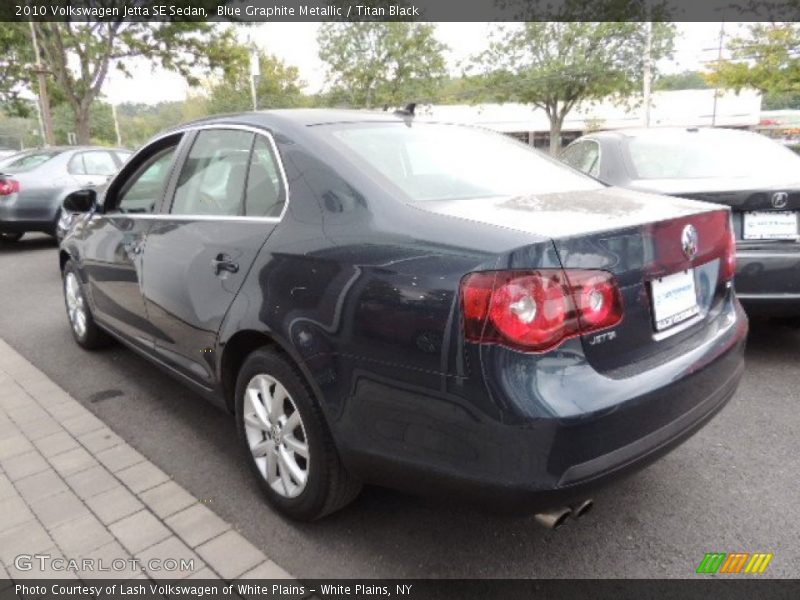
[63,189,97,213]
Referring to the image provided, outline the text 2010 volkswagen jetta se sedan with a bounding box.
[59,110,747,524]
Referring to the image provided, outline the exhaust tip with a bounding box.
[570,499,594,519]
[534,507,572,530]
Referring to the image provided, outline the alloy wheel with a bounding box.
[64,272,87,338]
[243,373,310,498]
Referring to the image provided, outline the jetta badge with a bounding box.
[772,192,789,209]
[681,224,699,260]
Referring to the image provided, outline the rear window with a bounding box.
[627,132,800,180]
[325,123,602,202]
[2,150,63,172]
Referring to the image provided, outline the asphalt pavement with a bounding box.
[1,233,798,578]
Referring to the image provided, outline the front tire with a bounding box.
[62,260,111,350]
[235,347,361,520]
[0,232,23,243]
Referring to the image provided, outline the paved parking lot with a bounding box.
[1,234,798,578]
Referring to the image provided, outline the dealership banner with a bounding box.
[3,0,800,22]
[2,579,800,600]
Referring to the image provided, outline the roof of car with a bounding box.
[584,126,755,141]
[173,108,412,131]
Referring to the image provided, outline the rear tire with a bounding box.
[0,232,23,243]
[62,259,111,350]
[235,347,361,520]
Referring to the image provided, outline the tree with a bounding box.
[317,22,448,108]
[654,70,710,91]
[31,19,247,144]
[471,22,674,154]
[0,24,34,117]
[707,23,800,99]
[207,52,307,114]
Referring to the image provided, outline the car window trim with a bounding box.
[130,124,289,224]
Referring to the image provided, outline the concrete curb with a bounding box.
[0,338,294,582]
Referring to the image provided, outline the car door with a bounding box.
[141,126,287,387]
[81,136,183,348]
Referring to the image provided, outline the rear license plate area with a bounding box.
[743,211,798,240]
[650,269,699,332]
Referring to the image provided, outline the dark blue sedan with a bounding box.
[58,110,747,525]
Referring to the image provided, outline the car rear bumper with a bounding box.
[734,245,800,315]
[340,297,747,511]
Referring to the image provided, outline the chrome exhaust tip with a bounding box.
[569,499,594,519]
[534,507,572,530]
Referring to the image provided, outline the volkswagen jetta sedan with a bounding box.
[561,127,800,316]
[59,110,747,523]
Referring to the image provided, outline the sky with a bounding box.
[102,22,736,106]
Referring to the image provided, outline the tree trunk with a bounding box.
[548,115,564,156]
[74,106,91,144]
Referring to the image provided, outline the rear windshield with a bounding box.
[1,149,63,172]
[627,132,800,180]
[324,123,602,202]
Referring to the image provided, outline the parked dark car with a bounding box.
[0,146,131,243]
[560,127,800,315]
[59,111,747,524]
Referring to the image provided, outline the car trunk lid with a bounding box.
[415,186,734,372]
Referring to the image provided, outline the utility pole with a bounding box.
[249,48,260,111]
[643,21,653,127]
[711,20,726,127]
[111,102,122,146]
[29,22,54,146]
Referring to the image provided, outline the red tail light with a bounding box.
[720,218,736,282]
[0,178,19,196]
[460,269,623,353]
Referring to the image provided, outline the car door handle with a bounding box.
[211,253,239,275]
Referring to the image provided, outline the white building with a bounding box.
[416,89,763,149]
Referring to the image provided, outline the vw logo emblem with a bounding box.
[681,224,699,260]
[772,192,789,209]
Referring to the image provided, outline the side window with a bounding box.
[171,129,254,216]
[115,151,132,165]
[245,136,286,217]
[561,141,600,177]
[116,147,177,214]
[68,154,86,175]
[83,151,118,176]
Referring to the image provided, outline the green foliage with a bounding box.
[207,52,307,113]
[29,18,247,143]
[654,70,710,91]
[707,23,800,98]
[471,22,674,153]
[317,22,448,108]
[763,90,800,110]
[0,23,34,117]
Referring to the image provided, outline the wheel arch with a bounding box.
[219,329,325,417]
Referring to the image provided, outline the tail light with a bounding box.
[720,217,736,282]
[460,269,624,353]
[0,178,19,196]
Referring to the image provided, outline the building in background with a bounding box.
[417,89,763,150]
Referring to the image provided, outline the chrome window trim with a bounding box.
[105,122,290,224]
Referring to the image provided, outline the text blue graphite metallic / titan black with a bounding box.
[59,110,747,524]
